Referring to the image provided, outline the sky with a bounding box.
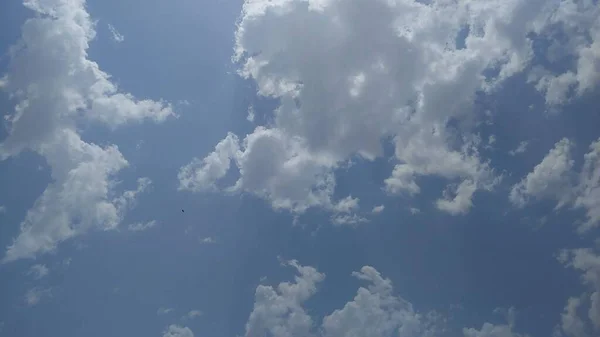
[0,0,599,337]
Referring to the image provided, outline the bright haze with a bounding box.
[0,1,599,337]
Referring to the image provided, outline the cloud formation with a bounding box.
[180,0,599,219]
[0,0,174,262]
[557,248,600,337]
[127,220,158,232]
[28,264,49,279]
[107,23,124,43]
[24,287,51,306]
[510,137,600,233]
[244,260,529,337]
[163,325,194,337]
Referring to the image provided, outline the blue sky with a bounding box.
[1,1,600,337]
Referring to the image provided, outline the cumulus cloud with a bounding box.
[372,205,385,214]
[28,264,49,279]
[556,248,600,337]
[107,23,124,43]
[163,325,193,337]
[509,138,574,208]
[510,138,600,233]
[530,1,600,105]
[463,322,528,337]
[244,260,444,337]
[181,0,598,218]
[127,220,158,232]
[0,0,173,262]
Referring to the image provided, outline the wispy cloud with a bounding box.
[509,141,529,156]
[128,220,158,232]
[157,307,174,315]
[199,237,216,244]
[0,205,6,214]
[107,24,125,43]
[183,310,203,320]
[25,287,51,306]
[28,264,49,279]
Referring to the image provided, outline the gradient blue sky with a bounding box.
[1,1,600,337]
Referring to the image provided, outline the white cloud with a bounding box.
[510,138,600,233]
[247,105,255,122]
[163,325,194,337]
[410,207,421,215]
[530,1,600,105]
[463,322,528,337]
[24,287,51,306]
[127,220,158,232]
[107,23,124,43]
[183,310,203,320]
[509,141,529,156]
[28,264,49,279]
[158,307,174,315]
[0,0,173,262]
[182,0,586,218]
[573,138,600,233]
[0,205,6,214]
[509,138,574,208]
[557,248,600,337]
[330,213,368,226]
[178,133,240,192]
[244,260,443,337]
[180,128,360,215]
[372,205,385,214]
[199,237,216,244]
[436,179,478,215]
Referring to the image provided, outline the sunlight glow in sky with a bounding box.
[1,0,600,337]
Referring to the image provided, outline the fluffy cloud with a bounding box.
[530,0,600,105]
[510,138,600,233]
[509,138,574,208]
[180,0,600,218]
[163,325,194,337]
[244,260,443,337]
[244,260,539,337]
[372,205,385,214]
[0,0,173,262]
[463,323,528,337]
[556,248,600,337]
